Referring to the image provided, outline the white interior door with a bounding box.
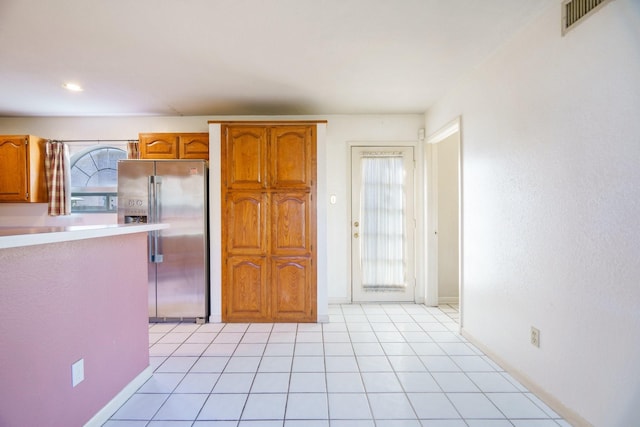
[351,146,415,302]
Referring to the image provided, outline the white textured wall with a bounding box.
[322,116,425,303]
[425,1,640,426]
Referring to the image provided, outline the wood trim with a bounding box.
[208,120,327,125]
[29,136,48,203]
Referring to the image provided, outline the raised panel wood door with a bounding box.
[0,136,29,201]
[225,126,268,190]
[0,135,46,203]
[270,126,313,188]
[271,192,310,255]
[222,123,316,322]
[272,257,312,321]
[179,134,209,159]
[139,134,179,159]
[226,192,268,255]
[226,256,269,321]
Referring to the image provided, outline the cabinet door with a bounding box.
[139,134,179,159]
[226,192,268,255]
[271,192,310,256]
[0,136,29,201]
[179,134,209,159]
[225,256,269,321]
[271,257,314,322]
[223,126,268,189]
[271,192,314,321]
[270,126,313,188]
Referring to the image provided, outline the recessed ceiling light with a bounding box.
[63,82,83,92]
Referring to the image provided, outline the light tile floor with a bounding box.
[104,304,569,427]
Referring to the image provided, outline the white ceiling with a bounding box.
[0,0,553,117]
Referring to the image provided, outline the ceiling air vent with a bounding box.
[562,0,613,34]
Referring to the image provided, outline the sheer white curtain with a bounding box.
[360,152,406,289]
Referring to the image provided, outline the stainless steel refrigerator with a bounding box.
[117,160,208,323]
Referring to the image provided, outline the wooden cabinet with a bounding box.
[221,123,317,322]
[0,135,48,203]
[139,133,209,160]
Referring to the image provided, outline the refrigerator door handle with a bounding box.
[152,175,164,263]
[148,176,155,262]
[149,175,164,263]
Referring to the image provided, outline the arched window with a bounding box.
[70,146,126,212]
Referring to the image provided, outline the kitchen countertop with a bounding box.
[0,223,168,250]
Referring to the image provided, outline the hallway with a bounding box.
[105,304,568,426]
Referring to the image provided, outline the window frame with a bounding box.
[69,145,126,213]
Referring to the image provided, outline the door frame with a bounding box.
[425,117,463,328]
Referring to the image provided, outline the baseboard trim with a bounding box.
[328,297,351,304]
[317,314,330,323]
[84,365,153,427]
[438,296,459,304]
[461,329,592,427]
[209,313,328,323]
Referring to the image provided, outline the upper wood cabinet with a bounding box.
[224,126,268,189]
[178,134,209,159]
[139,133,209,160]
[270,126,313,189]
[0,135,48,203]
[224,125,313,190]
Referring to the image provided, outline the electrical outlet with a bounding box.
[72,359,85,387]
[530,327,540,348]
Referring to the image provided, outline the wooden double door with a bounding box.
[221,124,317,322]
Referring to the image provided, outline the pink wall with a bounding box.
[0,233,149,427]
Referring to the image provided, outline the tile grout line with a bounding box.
[110,304,566,426]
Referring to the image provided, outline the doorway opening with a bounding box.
[426,118,462,325]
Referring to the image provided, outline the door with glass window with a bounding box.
[351,146,415,302]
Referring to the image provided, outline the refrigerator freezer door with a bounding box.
[154,160,208,319]
[117,160,157,318]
